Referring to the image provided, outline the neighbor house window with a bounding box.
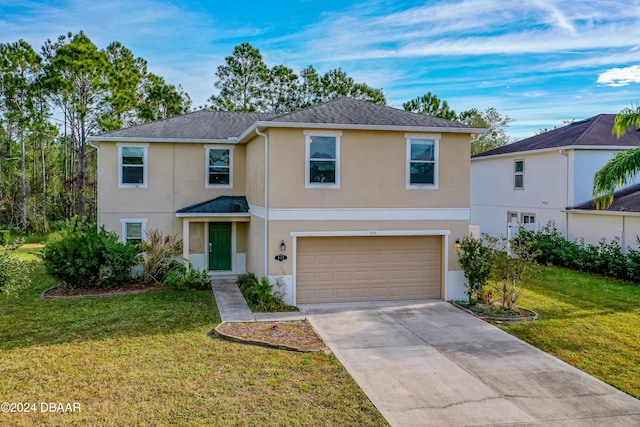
[206,146,233,188]
[514,159,524,189]
[406,133,440,188]
[521,214,535,224]
[121,218,147,244]
[118,143,148,188]
[305,130,341,188]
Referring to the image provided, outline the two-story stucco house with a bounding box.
[471,114,640,246]
[89,97,483,304]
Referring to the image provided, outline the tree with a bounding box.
[41,31,108,218]
[207,42,268,112]
[403,92,457,120]
[137,73,191,122]
[263,65,300,113]
[0,40,43,229]
[593,104,640,209]
[99,41,146,132]
[459,107,515,155]
[207,44,387,112]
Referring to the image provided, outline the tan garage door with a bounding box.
[296,235,441,303]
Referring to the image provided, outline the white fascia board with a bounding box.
[291,230,451,237]
[471,145,639,161]
[267,208,469,221]
[237,122,486,143]
[567,209,640,217]
[175,212,250,218]
[88,136,237,144]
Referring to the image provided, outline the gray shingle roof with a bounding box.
[92,97,478,141]
[569,184,640,213]
[267,97,472,128]
[473,114,640,158]
[176,196,249,214]
[98,110,277,140]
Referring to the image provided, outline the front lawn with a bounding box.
[0,260,386,426]
[500,264,640,399]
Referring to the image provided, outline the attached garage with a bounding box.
[296,235,442,303]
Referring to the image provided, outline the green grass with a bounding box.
[500,263,640,399]
[0,259,386,426]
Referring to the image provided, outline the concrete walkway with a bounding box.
[300,300,640,427]
[211,280,305,322]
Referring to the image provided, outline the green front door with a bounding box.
[209,222,232,270]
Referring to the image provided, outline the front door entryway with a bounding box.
[208,222,232,270]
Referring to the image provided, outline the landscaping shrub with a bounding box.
[456,234,493,304]
[163,264,211,290]
[42,227,141,289]
[513,221,638,282]
[0,241,34,295]
[236,273,297,312]
[140,229,182,285]
[0,230,10,246]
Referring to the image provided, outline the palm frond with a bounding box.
[593,147,640,209]
[613,104,640,137]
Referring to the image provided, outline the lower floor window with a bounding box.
[121,219,147,244]
[522,214,536,224]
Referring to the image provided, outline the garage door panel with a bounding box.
[297,236,441,303]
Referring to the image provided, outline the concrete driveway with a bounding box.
[300,300,640,427]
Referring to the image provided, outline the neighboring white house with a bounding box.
[471,114,640,247]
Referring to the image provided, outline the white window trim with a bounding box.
[514,159,525,190]
[117,143,149,188]
[120,218,147,243]
[521,213,536,224]
[405,133,440,189]
[205,145,234,189]
[304,130,341,189]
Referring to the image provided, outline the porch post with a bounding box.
[182,219,189,260]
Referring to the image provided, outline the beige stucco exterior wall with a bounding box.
[245,135,265,207]
[189,222,205,253]
[246,214,265,276]
[267,219,468,275]
[265,128,470,209]
[97,141,246,240]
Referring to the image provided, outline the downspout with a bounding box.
[560,149,569,238]
[88,140,100,230]
[255,128,269,278]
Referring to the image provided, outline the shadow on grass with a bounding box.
[0,275,220,351]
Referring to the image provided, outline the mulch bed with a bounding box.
[214,320,329,353]
[451,301,538,323]
[42,283,167,299]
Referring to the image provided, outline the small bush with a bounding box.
[0,241,34,295]
[163,264,211,290]
[236,273,297,312]
[42,227,141,289]
[457,234,493,304]
[0,230,10,246]
[140,229,182,285]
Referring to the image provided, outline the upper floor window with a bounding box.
[305,130,341,188]
[406,133,439,189]
[514,159,524,189]
[206,146,233,188]
[118,143,148,188]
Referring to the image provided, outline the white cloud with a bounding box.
[597,65,640,87]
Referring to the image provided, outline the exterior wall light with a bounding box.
[280,240,286,251]
[455,239,461,249]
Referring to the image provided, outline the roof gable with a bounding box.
[473,114,640,159]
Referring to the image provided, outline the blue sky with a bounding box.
[2,0,640,139]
